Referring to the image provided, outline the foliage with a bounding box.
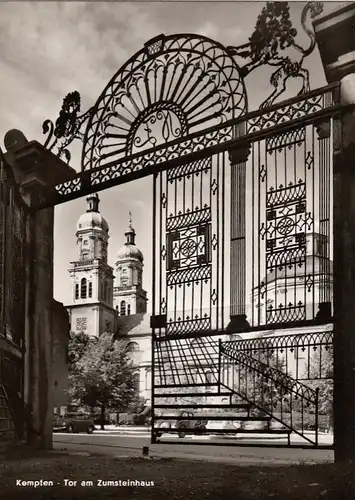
[304,346,333,417]
[68,332,140,418]
[68,331,90,365]
[156,372,207,407]
[249,2,297,61]
[235,344,292,415]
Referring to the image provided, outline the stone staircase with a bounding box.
[0,385,16,450]
[153,385,292,444]
[219,342,320,446]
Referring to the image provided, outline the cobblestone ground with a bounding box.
[0,447,353,500]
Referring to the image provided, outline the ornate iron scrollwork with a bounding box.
[42,91,93,163]
[227,1,324,108]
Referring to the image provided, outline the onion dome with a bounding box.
[116,213,143,263]
[76,193,109,233]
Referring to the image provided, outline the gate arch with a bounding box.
[81,33,247,172]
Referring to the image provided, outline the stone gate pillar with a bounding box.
[314,3,355,463]
[4,131,75,448]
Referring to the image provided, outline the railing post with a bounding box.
[218,339,222,393]
[315,387,319,447]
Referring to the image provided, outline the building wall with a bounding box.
[68,304,99,337]
[99,306,117,334]
[52,300,70,413]
[127,335,152,404]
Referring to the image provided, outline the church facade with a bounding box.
[66,193,151,405]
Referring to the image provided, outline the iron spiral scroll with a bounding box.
[42,33,247,170]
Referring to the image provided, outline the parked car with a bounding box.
[92,414,113,426]
[53,412,95,434]
[155,410,208,438]
[118,412,135,425]
[133,406,151,426]
[53,414,67,432]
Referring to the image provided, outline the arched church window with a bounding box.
[120,300,126,316]
[88,282,92,298]
[126,342,140,366]
[75,284,79,299]
[116,305,119,312]
[127,304,131,315]
[81,278,87,298]
[104,282,108,301]
[126,341,139,353]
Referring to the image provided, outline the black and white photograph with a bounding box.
[0,1,353,498]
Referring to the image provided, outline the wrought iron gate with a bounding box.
[151,85,336,448]
[41,2,337,448]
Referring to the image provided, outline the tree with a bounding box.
[303,346,333,430]
[67,331,91,411]
[233,344,292,417]
[68,331,90,364]
[68,332,140,429]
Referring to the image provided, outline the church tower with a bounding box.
[67,193,115,337]
[113,214,147,316]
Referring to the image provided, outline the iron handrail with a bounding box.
[220,346,319,445]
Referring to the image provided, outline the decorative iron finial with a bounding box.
[125,212,135,245]
[227,1,324,109]
[42,91,93,163]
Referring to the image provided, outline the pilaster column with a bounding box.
[332,80,355,463]
[314,118,332,322]
[4,132,75,449]
[314,3,355,462]
[226,142,251,333]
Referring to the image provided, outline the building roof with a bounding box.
[115,313,151,337]
[116,244,143,263]
[76,193,109,234]
[258,256,333,288]
[116,213,143,263]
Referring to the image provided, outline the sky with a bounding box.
[0,0,341,309]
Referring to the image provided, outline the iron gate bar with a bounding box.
[155,441,333,450]
[37,105,339,210]
[37,83,339,210]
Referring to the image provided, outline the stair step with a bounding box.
[226,428,292,434]
[155,391,233,398]
[154,415,271,422]
[154,428,291,435]
[154,404,251,410]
